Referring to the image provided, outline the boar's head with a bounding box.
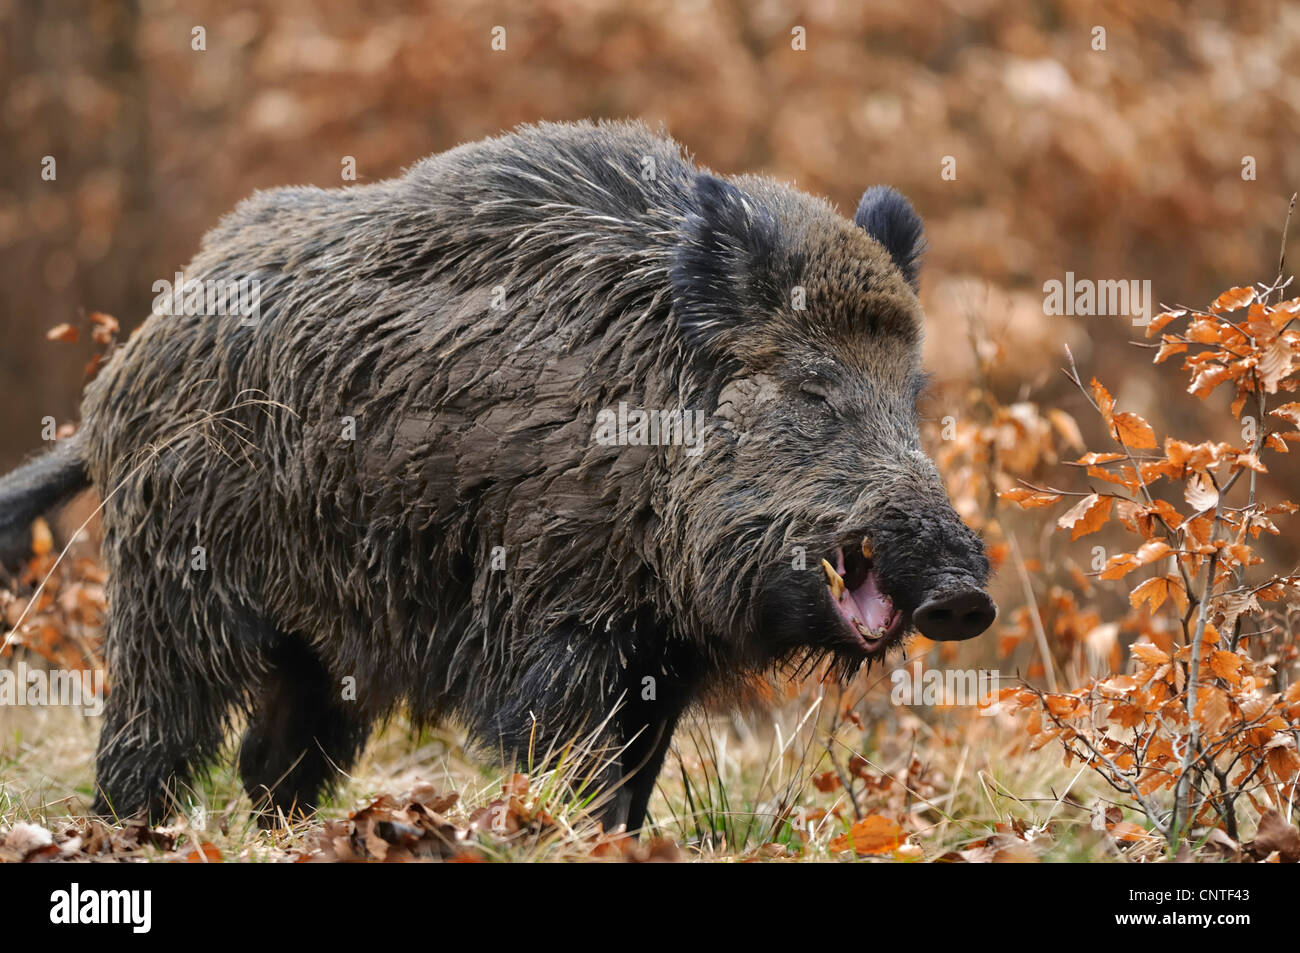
[667,174,994,669]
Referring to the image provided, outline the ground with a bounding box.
[1,664,1155,863]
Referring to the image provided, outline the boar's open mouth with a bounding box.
[821,538,906,656]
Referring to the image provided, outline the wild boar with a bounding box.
[0,120,994,832]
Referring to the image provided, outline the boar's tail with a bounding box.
[0,432,90,552]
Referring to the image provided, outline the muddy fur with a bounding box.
[0,120,990,831]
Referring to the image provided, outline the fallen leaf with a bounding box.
[184,842,222,863]
[829,815,904,856]
[1247,810,1300,863]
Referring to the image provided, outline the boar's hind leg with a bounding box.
[238,636,370,825]
[91,596,240,823]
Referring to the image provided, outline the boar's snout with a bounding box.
[913,585,996,642]
[859,486,997,646]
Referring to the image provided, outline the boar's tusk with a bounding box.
[820,559,845,600]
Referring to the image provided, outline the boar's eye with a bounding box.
[799,380,834,406]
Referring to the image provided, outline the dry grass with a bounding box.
[0,657,1139,862]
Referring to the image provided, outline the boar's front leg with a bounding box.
[483,627,695,835]
[592,714,682,836]
[602,657,694,834]
[618,712,685,834]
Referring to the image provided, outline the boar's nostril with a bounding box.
[913,588,996,642]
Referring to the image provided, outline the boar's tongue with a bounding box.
[845,565,893,633]
[828,546,895,637]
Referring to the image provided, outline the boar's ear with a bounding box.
[671,174,783,347]
[854,186,925,292]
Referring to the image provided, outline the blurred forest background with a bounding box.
[2,0,1297,492]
